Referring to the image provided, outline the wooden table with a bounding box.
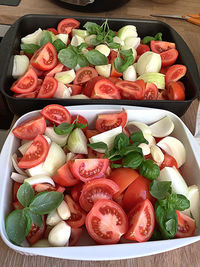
[0,0,200,265]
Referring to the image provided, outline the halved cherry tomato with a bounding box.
[52,160,79,187]
[37,76,58,98]
[18,135,49,169]
[91,78,121,99]
[143,83,158,100]
[115,80,144,100]
[69,228,83,246]
[71,182,84,202]
[159,152,178,169]
[123,175,156,212]
[165,64,187,85]
[150,41,176,53]
[13,182,22,202]
[79,178,120,212]
[70,158,109,182]
[86,199,128,244]
[166,81,185,100]
[66,84,82,95]
[96,109,127,132]
[26,217,46,245]
[109,168,140,199]
[82,76,104,97]
[12,115,46,140]
[41,104,71,125]
[175,211,196,238]
[57,18,80,34]
[73,67,98,85]
[71,114,88,132]
[160,48,179,67]
[136,44,150,55]
[10,68,38,94]
[65,195,86,228]
[124,199,155,242]
[45,63,64,77]
[46,28,58,35]
[30,42,57,71]
[85,129,100,139]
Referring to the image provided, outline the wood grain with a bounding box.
[0,0,200,265]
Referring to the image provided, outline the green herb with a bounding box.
[130,132,149,146]
[25,210,43,227]
[142,32,162,44]
[110,163,123,168]
[150,180,172,199]
[139,159,160,180]
[40,30,52,47]
[123,152,144,169]
[17,182,34,207]
[83,21,100,35]
[149,229,163,241]
[58,47,77,69]
[120,145,143,156]
[113,133,130,153]
[167,193,190,211]
[88,142,108,152]
[20,43,40,54]
[114,49,134,73]
[77,54,90,68]
[54,123,74,135]
[108,42,121,49]
[53,39,67,52]
[85,49,108,66]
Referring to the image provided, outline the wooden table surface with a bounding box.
[0,0,200,265]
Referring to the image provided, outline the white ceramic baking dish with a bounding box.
[0,105,200,260]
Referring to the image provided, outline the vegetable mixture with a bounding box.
[11,18,187,100]
[6,104,198,247]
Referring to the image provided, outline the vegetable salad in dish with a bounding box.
[11,18,187,101]
[5,104,199,247]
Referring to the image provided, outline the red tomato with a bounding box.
[136,44,150,55]
[71,182,84,202]
[110,63,123,78]
[10,68,38,94]
[46,28,58,35]
[160,66,169,75]
[91,78,121,99]
[65,195,86,228]
[166,81,185,100]
[82,76,104,97]
[175,211,196,238]
[69,228,83,246]
[26,218,46,245]
[86,199,128,244]
[29,65,44,77]
[18,135,49,169]
[70,158,109,182]
[13,182,22,202]
[157,90,168,100]
[177,81,185,91]
[160,48,179,67]
[124,199,155,242]
[57,18,80,34]
[143,83,158,100]
[150,41,176,53]
[109,168,139,199]
[12,115,46,140]
[108,76,121,84]
[45,63,64,77]
[71,114,88,132]
[14,91,37,98]
[123,175,156,212]
[165,64,187,85]
[79,178,120,212]
[73,67,98,84]
[115,80,144,100]
[95,110,127,132]
[52,161,79,187]
[159,152,178,169]
[30,42,57,71]
[85,129,100,139]
[37,76,58,98]
[66,84,82,95]
[108,50,118,64]
[87,147,105,159]
[41,104,71,125]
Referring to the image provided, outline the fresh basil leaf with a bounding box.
[149,229,163,241]
[25,210,43,227]
[108,42,121,49]
[17,182,34,208]
[109,153,123,161]
[29,191,63,215]
[96,33,104,41]
[120,49,133,57]
[150,180,172,200]
[123,152,144,169]
[77,42,88,52]
[114,57,124,73]
[120,145,143,156]
[165,218,176,236]
[58,47,77,69]
[54,123,74,135]
[20,43,40,54]
[154,32,162,41]
[85,49,108,66]
[83,22,100,35]
[5,209,28,245]
[113,133,130,152]
[40,30,52,47]
[168,193,190,211]
[88,142,108,151]
[53,39,66,52]
[139,159,160,180]
[142,36,155,44]
[130,132,148,146]
[119,56,133,73]
[75,123,87,129]
[77,54,90,67]
[90,37,102,46]
[24,210,33,236]
[110,163,123,169]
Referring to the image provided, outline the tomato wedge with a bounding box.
[160,153,178,169]
[30,42,57,71]
[26,217,46,245]
[18,135,49,169]
[71,182,84,202]
[166,81,185,100]
[115,80,145,100]
[165,64,187,85]
[37,76,58,98]
[13,182,21,202]
[79,178,120,212]
[73,67,98,84]
[41,104,71,125]
[143,83,158,100]
[160,48,179,67]
[66,84,82,95]
[82,76,104,97]
[124,199,155,242]
[150,41,176,53]
[175,211,196,238]
[70,158,109,182]
[96,110,127,132]
[86,199,128,244]
[57,18,80,34]
[136,44,150,55]
[91,78,121,99]
[12,115,46,140]
[10,68,38,94]
[69,228,83,246]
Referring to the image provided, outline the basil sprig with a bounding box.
[114,49,134,73]
[142,32,162,45]
[5,182,63,245]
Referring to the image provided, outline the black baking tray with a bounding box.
[0,14,199,117]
